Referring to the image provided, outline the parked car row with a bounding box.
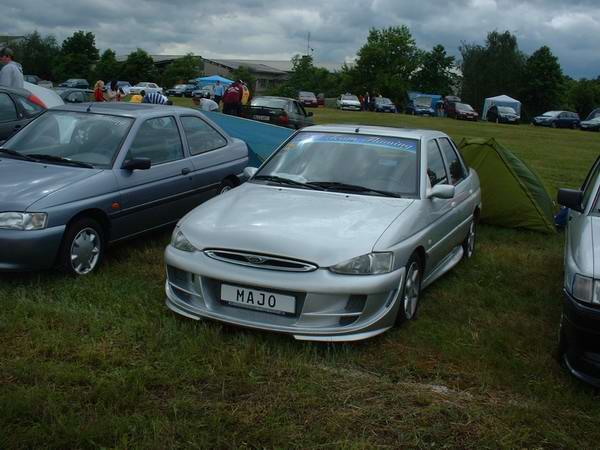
[1,83,599,389]
[166,84,196,97]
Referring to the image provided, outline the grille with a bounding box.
[204,250,317,272]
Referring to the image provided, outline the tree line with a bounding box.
[10,28,600,118]
[10,30,203,88]
[276,26,599,119]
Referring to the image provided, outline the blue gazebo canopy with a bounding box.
[193,75,233,86]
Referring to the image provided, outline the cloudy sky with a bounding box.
[2,0,598,78]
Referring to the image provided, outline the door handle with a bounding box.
[181,168,190,175]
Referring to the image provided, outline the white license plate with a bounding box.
[253,115,270,121]
[221,284,296,314]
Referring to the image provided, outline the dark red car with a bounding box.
[299,91,318,107]
[317,93,325,106]
[449,102,478,121]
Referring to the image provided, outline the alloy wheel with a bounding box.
[70,227,101,275]
[403,261,421,320]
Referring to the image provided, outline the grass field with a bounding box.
[1,105,600,449]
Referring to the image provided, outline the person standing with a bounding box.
[106,80,120,102]
[93,80,106,101]
[222,80,243,116]
[213,80,224,105]
[0,48,24,89]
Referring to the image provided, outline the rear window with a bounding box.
[251,98,288,109]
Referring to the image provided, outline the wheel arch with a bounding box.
[64,208,111,240]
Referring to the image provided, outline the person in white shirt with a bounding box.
[192,93,219,111]
[0,48,24,89]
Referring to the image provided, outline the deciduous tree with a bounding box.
[412,44,457,96]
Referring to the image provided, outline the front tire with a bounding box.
[396,253,423,324]
[218,178,237,194]
[60,217,105,275]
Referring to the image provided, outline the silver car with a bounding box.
[557,155,600,387]
[165,125,481,341]
[336,94,362,111]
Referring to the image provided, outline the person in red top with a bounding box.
[94,80,106,101]
[222,80,244,116]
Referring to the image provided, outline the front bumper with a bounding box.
[561,289,600,388]
[164,246,405,342]
[340,104,361,111]
[0,225,65,271]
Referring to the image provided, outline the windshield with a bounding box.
[251,98,288,109]
[456,103,474,112]
[415,97,431,107]
[342,95,359,101]
[299,91,316,99]
[541,111,560,117]
[5,111,133,169]
[174,84,186,89]
[256,132,420,197]
[498,106,517,114]
[376,98,392,104]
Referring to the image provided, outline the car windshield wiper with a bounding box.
[252,174,325,190]
[309,181,403,198]
[0,148,37,162]
[28,154,94,169]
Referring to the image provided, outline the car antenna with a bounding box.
[86,103,93,113]
[355,127,360,133]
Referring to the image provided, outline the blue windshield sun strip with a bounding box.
[297,133,418,152]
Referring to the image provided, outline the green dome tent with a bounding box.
[458,137,556,234]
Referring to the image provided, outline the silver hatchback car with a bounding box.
[165,125,481,341]
[557,155,600,387]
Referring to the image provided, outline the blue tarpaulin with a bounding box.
[193,75,234,86]
[204,112,294,167]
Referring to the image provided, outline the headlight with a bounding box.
[0,212,47,230]
[572,274,600,305]
[330,252,394,275]
[170,228,196,252]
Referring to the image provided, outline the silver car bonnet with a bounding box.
[179,182,414,267]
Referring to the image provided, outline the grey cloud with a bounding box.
[1,0,598,78]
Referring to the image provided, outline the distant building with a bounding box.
[115,53,344,93]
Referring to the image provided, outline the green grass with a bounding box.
[2,107,600,449]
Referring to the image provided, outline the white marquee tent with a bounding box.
[482,95,521,120]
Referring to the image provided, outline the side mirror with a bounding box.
[557,188,583,213]
[307,111,314,117]
[243,166,258,179]
[427,184,455,199]
[122,157,151,171]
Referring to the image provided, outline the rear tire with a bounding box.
[462,216,477,259]
[396,253,423,325]
[59,217,105,276]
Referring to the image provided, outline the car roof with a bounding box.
[0,86,31,97]
[301,124,448,140]
[253,96,293,101]
[50,102,194,118]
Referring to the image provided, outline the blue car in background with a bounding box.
[0,103,248,275]
[532,110,580,129]
[405,96,436,116]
